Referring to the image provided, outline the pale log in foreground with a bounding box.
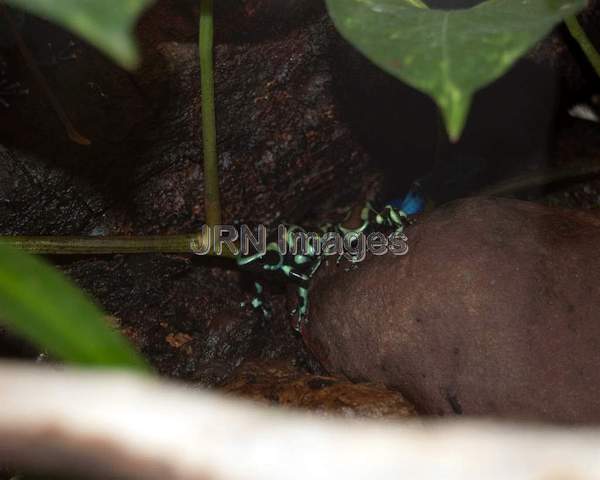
[0,363,599,479]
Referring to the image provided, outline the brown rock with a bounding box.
[221,360,416,419]
[303,197,600,424]
[0,0,368,382]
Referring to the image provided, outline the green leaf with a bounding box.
[0,242,149,371]
[326,0,586,141]
[4,0,155,69]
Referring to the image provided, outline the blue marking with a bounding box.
[390,189,425,215]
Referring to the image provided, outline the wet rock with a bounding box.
[220,360,416,418]
[304,197,600,424]
[0,0,372,379]
[62,254,313,385]
[0,0,373,236]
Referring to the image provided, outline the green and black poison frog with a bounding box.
[237,196,421,333]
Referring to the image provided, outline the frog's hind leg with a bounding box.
[290,286,309,332]
[241,281,272,319]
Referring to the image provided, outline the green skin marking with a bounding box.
[237,202,409,332]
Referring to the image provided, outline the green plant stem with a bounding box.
[566,15,600,79]
[199,0,221,230]
[1,235,235,258]
[1,2,231,260]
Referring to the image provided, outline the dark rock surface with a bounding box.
[0,0,372,236]
[304,197,600,424]
[0,0,372,380]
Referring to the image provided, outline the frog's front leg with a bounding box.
[241,280,272,319]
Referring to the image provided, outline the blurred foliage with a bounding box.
[3,0,156,69]
[326,0,585,141]
[0,243,149,371]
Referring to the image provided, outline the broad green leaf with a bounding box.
[0,242,149,370]
[4,0,155,69]
[326,0,586,141]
